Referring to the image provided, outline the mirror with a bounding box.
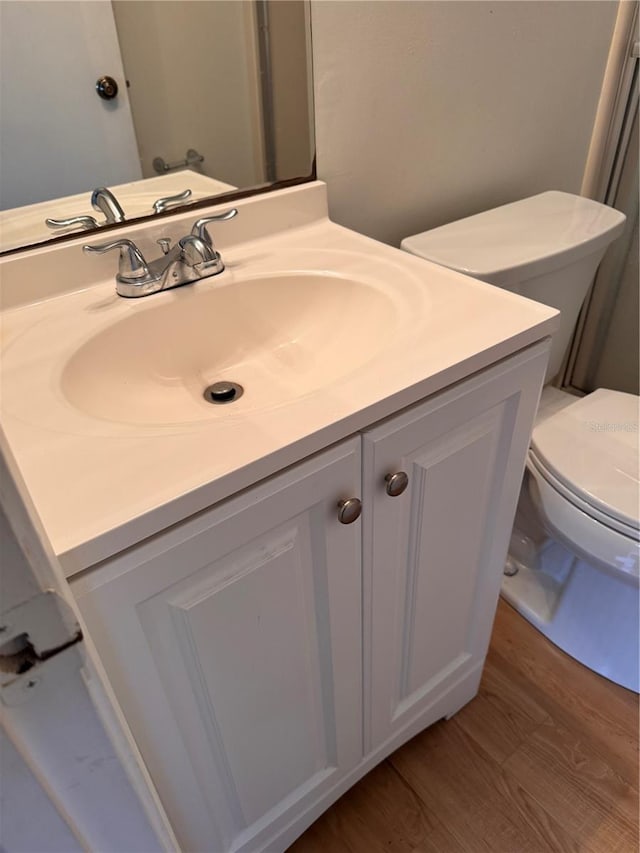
[0,0,314,254]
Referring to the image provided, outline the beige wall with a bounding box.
[572,107,639,395]
[593,219,639,393]
[311,1,618,246]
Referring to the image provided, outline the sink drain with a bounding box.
[203,381,244,404]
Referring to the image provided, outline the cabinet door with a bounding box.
[363,345,548,749]
[71,438,362,853]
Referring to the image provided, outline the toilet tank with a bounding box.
[401,191,626,382]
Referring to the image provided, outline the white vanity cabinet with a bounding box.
[71,345,547,853]
[362,347,544,750]
[71,438,364,853]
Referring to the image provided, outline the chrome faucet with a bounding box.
[83,208,238,298]
[46,187,193,232]
[90,187,126,224]
[46,186,125,232]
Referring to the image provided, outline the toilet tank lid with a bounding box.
[400,192,626,287]
[531,389,639,531]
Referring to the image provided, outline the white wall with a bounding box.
[311,1,618,246]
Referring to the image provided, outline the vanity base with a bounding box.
[71,345,547,853]
[266,664,483,853]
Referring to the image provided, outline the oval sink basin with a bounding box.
[60,272,396,425]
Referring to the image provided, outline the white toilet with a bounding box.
[402,191,639,692]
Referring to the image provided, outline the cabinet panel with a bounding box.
[71,438,362,853]
[363,348,547,748]
[399,409,502,702]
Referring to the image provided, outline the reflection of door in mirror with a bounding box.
[113,1,264,188]
[112,1,312,188]
[0,2,142,208]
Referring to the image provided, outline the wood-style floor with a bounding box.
[290,600,639,853]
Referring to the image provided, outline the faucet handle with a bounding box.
[91,188,126,224]
[83,238,149,281]
[179,234,216,265]
[153,189,192,214]
[179,234,224,276]
[190,208,238,246]
[46,214,100,231]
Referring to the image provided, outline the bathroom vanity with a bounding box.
[0,183,558,852]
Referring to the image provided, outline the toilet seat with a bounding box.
[526,389,639,579]
[531,389,639,532]
[527,452,639,581]
[528,449,638,539]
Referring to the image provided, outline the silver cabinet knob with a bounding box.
[385,471,409,497]
[337,498,362,524]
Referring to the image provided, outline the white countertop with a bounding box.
[0,183,558,575]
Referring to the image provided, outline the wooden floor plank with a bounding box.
[453,652,550,765]
[390,718,579,853]
[288,760,437,853]
[290,600,639,852]
[410,823,475,853]
[489,601,639,789]
[390,721,524,853]
[504,718,639,852]
[493,771,583,853]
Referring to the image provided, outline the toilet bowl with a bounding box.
[512,387,639,692]
[530,388,638,571]
[402,191,639,691]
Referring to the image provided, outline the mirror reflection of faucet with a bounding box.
[45,187,193,233]
[83,208,238,298]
